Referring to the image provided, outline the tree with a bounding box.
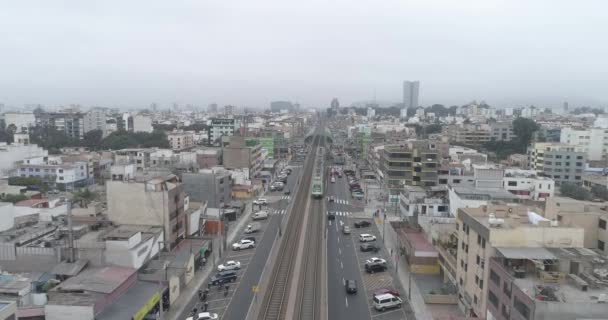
[0,194,29,204]
[82,130,103,149]
[513,117,540,152]
[100,130,169,150]
[72,188,98,208]
[591,185,608,201]
[29,125,78,154]
[560,183,590,200]
[0,122,15,143]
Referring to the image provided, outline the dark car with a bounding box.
[327,211,336,221]
[284,189,291,195]
[345,280,358,294]
[360,243,380,252]
[365,263,387,274]
[374,288,401,297]
[354,221,372,228]
[210,270,237,285]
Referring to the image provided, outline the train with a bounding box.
[311,146,325,198]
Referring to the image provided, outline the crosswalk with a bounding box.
[328,211,352,217]
[333,199,349,205]
[281,195,291,200]
[272,209,287,215]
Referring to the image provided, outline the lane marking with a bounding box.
[338,248,341,255]
[340,261,343,269]
[345,296,349,308]
[370,308,405,318]
[337,236,340,243]
[329,220,332,226]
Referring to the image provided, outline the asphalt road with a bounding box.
[327,171,372,320]
[220,164,302,320]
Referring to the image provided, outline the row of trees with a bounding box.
[560,183,608,201]
[482,118,540,160]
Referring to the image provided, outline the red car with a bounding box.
[373,288,401,297]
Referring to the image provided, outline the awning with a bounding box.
[496,247,556,260]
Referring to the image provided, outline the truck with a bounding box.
[244,222,261,234]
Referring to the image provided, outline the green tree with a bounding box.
[0,194,29,204]
[513,117,540,152]
[82,130,103,149]
[29,125,78,154]
[591,185,608,201]
[100,130,169,150]
[71,188,98,208]
[560,183,590,200]
[0,122,15,143]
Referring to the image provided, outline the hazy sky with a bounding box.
[1,0,606,109]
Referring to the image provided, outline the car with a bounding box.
[186,312,219,320]
[278,174,288,179]
[328,196,335,202]
[373,293,402,311]
[352,193,364,200]
[253,198,267,205]
[345,279,357,294]
[360,243,380,252]
[366,257,387,266]
[359,233,377,242]
[284,189,291,195]
[331,177,336,183]
[210,270,237,285]
[354,220,372,228]
[244,223,261,234]
[243,236,256,242]
[327,211,336,221]
[342,226,351,234]
[285,168,292,174]
[232,239,255,250]
[373,288,401,297]
[252,210,269,220]
[218,260,241,271]
[365,263,387,273]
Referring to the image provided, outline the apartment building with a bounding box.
[209,118,238,144]
[182,169,232,208]
[83,107,108,137]
[560,126,608,161]
[446,124,492,146]
[527,142,587,185]
[37,112,86,139]
[503,169,554,201]
[0,142,47,177]
[167,130,195,151]
[106,172,187,249]
[223,136,264,179]
[456,205,584,318]
[3,112,36,134]
[13,156,89,189]
[133,114,153,133]
[380,142,440,199]
[399,185,449,218]
[113,148,154,171]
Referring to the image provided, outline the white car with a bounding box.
[232,239,255,250]
[359,234,377,242]
[252,210,269,220]
[253,198,268,205]
[366,257,387,265]
[186,312,219,320]
[218,260,241,271]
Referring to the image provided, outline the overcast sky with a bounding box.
[0,0,606,110]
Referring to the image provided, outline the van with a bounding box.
[359,234,377,242]
[252,211,269,220]
[244,223,261,234]
[373,293,403,311]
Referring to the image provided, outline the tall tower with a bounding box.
[402,81,420,110]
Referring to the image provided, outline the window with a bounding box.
[477,235,481,244]
[460,278,463,286]
[514,296,531,320]
[475,275,479,284]
[577,155,583,159]
[59,177,64,181]
[576,162,583,166]
[473,295,478,304]
[555,155,562,159]
[488,290,499,307]
[481,238,486,248]
[59,169,63,173]
[508,181,517,186]
[490,269,500,286]
[555,162,562,166]
[465,263,468,271]
[599,240,605,251]
[503,281,511,297]
[476,255,480,265]
[479,279,484,289]
[599,219,606,230]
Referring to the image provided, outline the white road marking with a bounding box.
[329,220,332,226]
[370,308,405,318]
[341,261,343,269]
[338,236,340,243]
[345,296,349,308]
[338,248,341,255]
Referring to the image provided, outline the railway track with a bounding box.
[257,135,320,320]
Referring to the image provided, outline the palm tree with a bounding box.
[71,188,97,208]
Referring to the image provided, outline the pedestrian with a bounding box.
[204,301,209,312]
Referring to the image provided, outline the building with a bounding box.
[403,80,420,109]
[182,169,232,208]
[0,301,16,320]
[380,141,440,201]
[106,171,187,248]
[196,149,220,168]
[37,112,86,139]
[527,142,587,186]
[270,101,294,113]
[489,121,515,142]
[223,137,263,179]
[207,103,218,113]
[456,205,585,318]
[446,124,492,146]
[448,186,519,217]
[113,148,155,171]
[560,126,608,161]
[83,108,108,137]
[208,118,237,145]
[133,114,153,133]
[13,156,89,190]
[224,105,235,115]
[503,169,554,201]
[0,142,47,177]
[398,186,449,219]
[167,130,194,151]
[3,112,36,134]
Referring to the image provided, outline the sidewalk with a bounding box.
[164,204,254,320]
[373,195,434,320]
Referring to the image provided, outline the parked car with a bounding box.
[352,193,364,200]
[253,198,268,205]
[284,189,291,195]
[373,288,401,297]
[359,233,377,242]
[342,225,351,235]
[243,236,256,242]
[186,312,219,320]
[328,196,335,202]
[365,263,387,274]
[360,243,380,252]
[218,260,241,271]
[252,210,269,220]
[373,293,402,311]
[232,239,255,250]
[210,270,237,285]
[345,279,358,294]
[366,257,387,266]
[354,220,372,228]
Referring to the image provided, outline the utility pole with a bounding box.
[67,201,75,262]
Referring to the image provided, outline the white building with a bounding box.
[3,112,36,134]
[209,118,238,144]
[0,142,47,177]
[83,108,108,137]
[402,80,420,109]
[167,130,194,151]
[367,107,375,118]
[503,169,554,201]
[133,114,153,133]
[560,127,608,161]
[13,156,89,189]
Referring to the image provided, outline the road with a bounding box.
[326,170,371,320]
